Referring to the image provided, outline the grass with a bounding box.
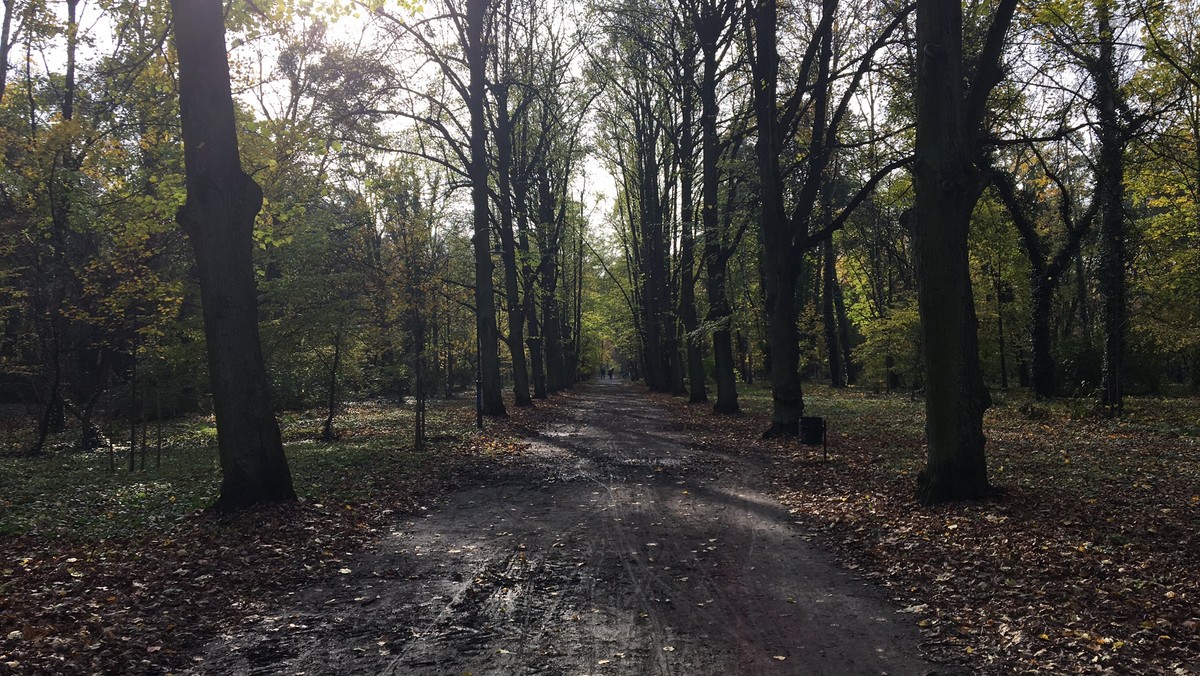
[0,400,474,543]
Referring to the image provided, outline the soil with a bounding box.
[189,380,953,675]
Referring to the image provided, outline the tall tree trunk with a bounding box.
[493,81,531,406]
[1095,0,1126,416]
[763,249,803,435]
[517,176,546,399]
[466,0,506,417]
[700,34,738,414]
[170,0,295,510]
[678,82,707,402]
[822,238,846,388]
[750,0,804,436]
[1029,278,1055,397]
[911,0,1014,504]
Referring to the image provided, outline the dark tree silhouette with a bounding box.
[911,0,1016,504]
[170,0,295,510]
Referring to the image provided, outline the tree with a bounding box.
[373,0,507,416]
[170,0,295,509]
[747,0,910,436]
[687,0,743,414]
[911,0,1016,504]
[991,153,1095,399]
[594,0,684,394]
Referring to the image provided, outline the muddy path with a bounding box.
[190,380,948,675]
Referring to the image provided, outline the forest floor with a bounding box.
[652,383,1199,674]
[185,378,942,675]
[0,380,1196,674]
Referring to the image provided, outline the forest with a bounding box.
[0,0,1197,672]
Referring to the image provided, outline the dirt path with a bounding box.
[191,381,948,675]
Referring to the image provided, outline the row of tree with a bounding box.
[2,0,1198,506]
[587,0,1199,502]
[0,0,602,506]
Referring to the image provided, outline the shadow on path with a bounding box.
[189,380,949,676]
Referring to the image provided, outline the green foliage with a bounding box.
[852,306,922,390]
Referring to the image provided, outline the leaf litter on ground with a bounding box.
[0,396,566,674]
[648,384,1199,675]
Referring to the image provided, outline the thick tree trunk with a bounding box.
[912,0,1001,505]
[466,0,506,417]
[762,250,802,436]
[750,0,802,436]
[911,191,991,503]
[171,0,295,510]
[1029,278,1055,398]
[1095,2,1125,416]
[700,40,738,414]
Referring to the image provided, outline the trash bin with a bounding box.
[799,416,827,459]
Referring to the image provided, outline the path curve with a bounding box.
[191,380,947,675]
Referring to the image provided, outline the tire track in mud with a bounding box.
[189,381,949,675]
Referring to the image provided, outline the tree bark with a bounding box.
[699,26,738,414]
[750,0,804,436]
[466,0,506,417]
[911,0,1014,504]
[1095,0,1126,416]
[1029,278,1055,396]
[170,0,295,510]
